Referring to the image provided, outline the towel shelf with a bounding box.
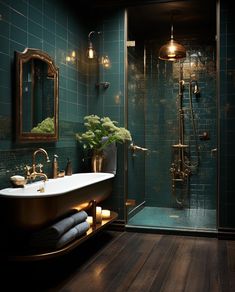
[7,211,118,262]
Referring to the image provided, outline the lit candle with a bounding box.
[96,206,102,223]
[102,209,111,219]
[86,216,93,225]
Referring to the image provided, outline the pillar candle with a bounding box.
[96,206,102,223]
[86,216,93,225]
[102,209,111,219]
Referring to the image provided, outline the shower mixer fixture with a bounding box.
[170,73,200,206]
[130,142,149,156]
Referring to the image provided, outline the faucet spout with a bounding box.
[29,172,48,182]
[32,148,50,173]
[26,148,50,183]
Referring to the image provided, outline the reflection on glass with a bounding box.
[22,60,55,133]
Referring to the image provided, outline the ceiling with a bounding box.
[128,0,216,41]
[78,0,216,42]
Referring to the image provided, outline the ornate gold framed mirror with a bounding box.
[15,48,59,143]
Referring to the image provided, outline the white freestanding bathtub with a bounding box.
[0,172,114,232]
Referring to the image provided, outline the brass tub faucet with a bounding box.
[25,148,50,182]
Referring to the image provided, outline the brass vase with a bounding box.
[91,151,104,172]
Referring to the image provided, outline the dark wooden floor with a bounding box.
[5,231,235,291]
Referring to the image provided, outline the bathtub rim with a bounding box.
[0,172,115,198]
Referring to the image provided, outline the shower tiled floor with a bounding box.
[127,206,217,231]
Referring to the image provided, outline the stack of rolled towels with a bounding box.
[29,210,90,250]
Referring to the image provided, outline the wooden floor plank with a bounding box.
[62,233,160,292]
[127,235,179,292]
[4,231,235,292]
[154,236,196,292]
[183,237,215,292]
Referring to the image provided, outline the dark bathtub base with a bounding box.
[0,178,114,259]
[6,211,118,262]
[0,179,113,232]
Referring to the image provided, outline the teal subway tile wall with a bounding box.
[0,1,126,220]
[87,9,126,219]
[0,0,89,187]
[145,40,217,210]
[127,38,217,214]
[219,1,235,229]
[0,0,234,230]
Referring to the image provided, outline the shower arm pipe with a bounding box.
[175,82,185,173]
[178,79,185,146]
[170,23,174,40]
[178,63,184,146]
[181,81,200,169]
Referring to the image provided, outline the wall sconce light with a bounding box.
[66,50,76,63]
[101,55,111,68]
[87,31,101,59]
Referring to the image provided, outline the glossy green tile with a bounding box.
[128,207,216,231]
[42,42,55,58]
[11,0,27,16]
[0,2,10,22]
[9,40,24,57]
[29,5,42,26]
[29,0,43,11]
[67,90,77,103]
[0,85,11,102]
[10,25,27,46]
[0,52,10,71]
[44,0,56,19]
[56,23,67,40]
[28,20,42,38]
[0,20,9,38]
[43,28,55,46]
[0,68,10,87]
[28,34,42,49]
[10,10,27,31]
[0,101,11,116]
[0,35,9,54]
[43,15,56,33]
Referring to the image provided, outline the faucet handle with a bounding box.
[24,165,32,178]
[37,163,44,173]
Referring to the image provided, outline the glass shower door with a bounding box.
[126,45,146,222]
[126,38,217,232]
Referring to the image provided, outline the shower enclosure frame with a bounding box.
[124,0,220,235]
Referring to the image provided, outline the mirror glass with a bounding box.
[16,48,59,142]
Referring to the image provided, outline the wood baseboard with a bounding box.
[108,220,125,231]
[218,228,235,240]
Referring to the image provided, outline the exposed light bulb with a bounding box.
[168,40,176,57]
[88,48,95,59]
[102,55,111,68]
[66,56,71,62]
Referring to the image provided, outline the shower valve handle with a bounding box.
[211,148,217,158]
[130,143,149,153]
